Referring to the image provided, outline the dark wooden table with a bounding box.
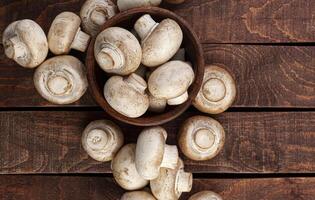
[1,0,315,199]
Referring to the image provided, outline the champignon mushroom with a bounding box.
[117,0,162,11]
[112,144,149,190]
[80,0,117,36]
[48,12,90,55]
[178,116,225,161]
[95,27,142,75]
[148,60,194,105]
[2,19,48,68]
[188,191,223,200]
[150,159,193,200]
[135,126,179,180]
[104,73,149,118]
[33,55,88,104]
[164,0,186,4]
[134,14,183,67]
[82,120,124,162]
[121,191,156,200]
[193,65,236,114]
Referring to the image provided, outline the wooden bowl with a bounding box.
[86,7,204,126]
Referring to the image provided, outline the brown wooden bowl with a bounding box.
[86,7,204,126]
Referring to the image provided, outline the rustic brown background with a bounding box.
[0,0,315,199]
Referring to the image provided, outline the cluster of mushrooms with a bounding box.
[3,0,237,199]
[82,117,225,200]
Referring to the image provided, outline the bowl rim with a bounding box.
[86,6,204,126]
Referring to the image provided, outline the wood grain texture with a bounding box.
[0,110,314,174]
[0,45,314,108]
[0,176,315,200]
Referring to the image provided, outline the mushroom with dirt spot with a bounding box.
[48,12,91,55]
[2,19,48,68]
[81,120,124,162]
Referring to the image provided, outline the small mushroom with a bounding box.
[150,159,193,200]
[135,126,179,180]
[134,14,183,67]
[164,0,186,4]
[82,120,124,162]
[193,65,236,114]
[178,116,225,161]
[117,0,162,11]
[104,73,149,118]
[48,12,90,55]
[80,0,117,36]
[112,144,149,190]
[2,19,48,68]
[188,191,223,200]
[33,55,88,104]
[148,60,194,105]
[121,191,156,200]
[95,27,142,75]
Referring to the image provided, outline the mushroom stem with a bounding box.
[97,42,125,70]
[167,91,189,105]
[4,36,30,65]
[176,171,193,192]
[46,73,72,96]
[71,28,91,52]
[90,10,107,26]
[134,14,158,41]
[86,129,109,151]
[125,73,147,93]
[160,145,179,169]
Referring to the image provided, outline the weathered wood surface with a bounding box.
[0,176,314,200]
[0,45,314,108]
[0,110,314,174]
[1,0,315,43]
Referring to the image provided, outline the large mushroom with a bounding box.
[121,191,156,200]
[117,0,162,11]
[95,27,142,75]
[178,116,225,161]
[48,12,90,55]
[80,0,117,36]
[104,73,149,118]
[150,159,193,200]
[148,60,195,105]
[188,191,223,200]
[81,120,124,162]
[134,14,183,67]
[33,55,88,105]
[135,126,179,180]
[112,144,149,190]
[193,65,236,114]
[2,19,48,68]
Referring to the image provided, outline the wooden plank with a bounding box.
[0,176,315,200]
[1,110,315,174]
[0,45,314,108]
[1,0,315,43]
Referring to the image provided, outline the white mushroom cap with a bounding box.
[2,19,48,68]
[33,55,88,104]
[135,126,179,180]
[80,0,117,36]
[193,65,236,114]
[95,27,142,75]
[134,15,183,67]
[117,0,162,11]
[178,116,225,161]
[82,120,124,162]
[121,191,156,200]
[48,12,90,54]
[150,159,193,200]
[112,144,149,190]
[188,191,223,200]
[104,73,149,118]
[148,61,195,105]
